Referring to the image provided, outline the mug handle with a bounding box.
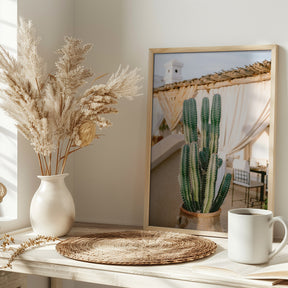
[268,216,288,260]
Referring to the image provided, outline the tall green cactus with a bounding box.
[179,94,231,213]
[183,97,198,143]
[201,97,209,151]
[210,94,221,155]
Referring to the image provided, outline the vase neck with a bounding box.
[38,173,68,182]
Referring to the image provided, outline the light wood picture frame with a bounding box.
[144,45,278,237]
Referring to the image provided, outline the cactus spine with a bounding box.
[179,94,231,213]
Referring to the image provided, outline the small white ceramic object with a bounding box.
[30,173,75,237]
[228,208,288,264]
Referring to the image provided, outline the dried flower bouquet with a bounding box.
[0,19,142,175]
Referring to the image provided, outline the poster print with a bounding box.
[145,45,277,237]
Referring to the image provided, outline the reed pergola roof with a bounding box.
[153,60,271,131]
[154,60,271,94]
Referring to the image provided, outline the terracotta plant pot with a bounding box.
[177,205,222,232]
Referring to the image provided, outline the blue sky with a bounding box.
[154,50,271,82]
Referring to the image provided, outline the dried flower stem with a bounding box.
[0,235,59,269]
[0,234,15,251]
[37,153,44,176]
[49,153,52,175]
[90,73,109,86]
[61,139,72,174]
[60,147,81,160]
[35,77,41,94]
[55,140,61,175]
[55,141,63,175]
[43,156,49,175]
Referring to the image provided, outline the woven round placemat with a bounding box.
[56,230,217,265]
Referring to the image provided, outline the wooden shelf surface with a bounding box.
[1,223,288,288]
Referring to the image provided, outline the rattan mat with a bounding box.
[56,230,217,265]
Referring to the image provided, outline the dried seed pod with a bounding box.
[0,183,7,203]
[78,121,96,147]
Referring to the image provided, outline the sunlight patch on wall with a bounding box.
[0,0,17,220]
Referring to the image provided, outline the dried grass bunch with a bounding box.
[0,19,142,175]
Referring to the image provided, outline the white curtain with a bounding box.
[195,80,271,156]
[152,98,164,136]
[154,86,197,133]
[195,81,271,192]
[151,81,271,191]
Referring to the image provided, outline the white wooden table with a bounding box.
[1,223,288,288]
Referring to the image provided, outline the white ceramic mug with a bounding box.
[228,208,288,264]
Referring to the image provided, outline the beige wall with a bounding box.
[73,0,146,225]
[1,0,74,233]
[10,0,288,287]
[15,0,288,229]
[73,0,288,234]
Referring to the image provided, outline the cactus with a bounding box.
[183,97,198,143]
[189,142,201,210]
[200,97,209,151]
[210,173,232,212]
[179,144,194,211]
[203,153,218,213]
[210,93,221,155]
[179,94,231,213]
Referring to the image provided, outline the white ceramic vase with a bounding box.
[30,173,75,237]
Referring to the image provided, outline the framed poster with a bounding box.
[144,45,278,237]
